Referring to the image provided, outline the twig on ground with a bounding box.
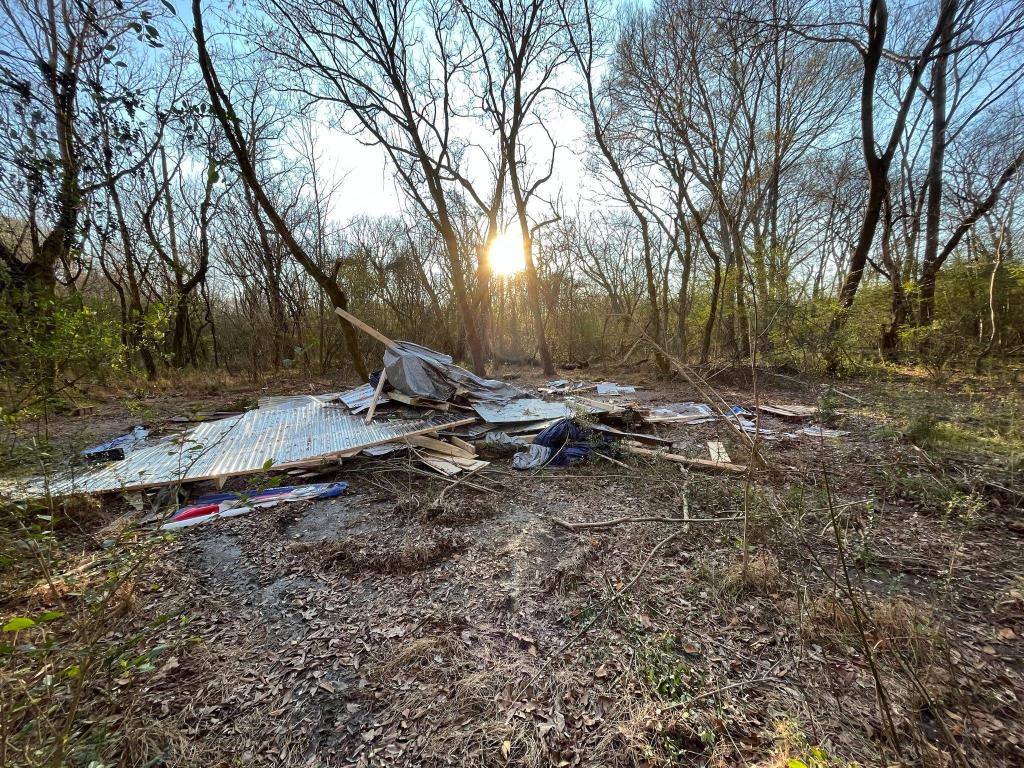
[665,660,785,710]
[550,514,743,531]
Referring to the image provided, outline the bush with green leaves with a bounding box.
[0,288,124,416]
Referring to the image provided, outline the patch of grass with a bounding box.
[885,469,958,508]
[365,631,469,684]
[541,542,600,593]
[796,592,940,660]
[634,631,704,703]
[0,518,179,767]
[393,493,496,525]
[762,718,858,767]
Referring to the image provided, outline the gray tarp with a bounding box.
[383,341,525,403]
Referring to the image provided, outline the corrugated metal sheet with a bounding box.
[12,403,473,499]
[338,383,390,413]
[258,392,344,410]
[472,398,571,424]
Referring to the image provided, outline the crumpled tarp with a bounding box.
[161,482,348,530]
[511,418,604,470]
[383,341,525,403]
[81,426,150,462]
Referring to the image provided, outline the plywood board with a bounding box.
[707,441,731,463]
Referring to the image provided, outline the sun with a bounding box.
[488,229,526,276]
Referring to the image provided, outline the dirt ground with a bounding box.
[3,366,1023,767]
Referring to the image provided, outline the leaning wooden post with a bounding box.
[364,369,387,424]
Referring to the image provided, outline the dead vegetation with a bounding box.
[3,371,1023,767]
[796,592,940,656]
[723,552,784,595]
[291,528,467,574]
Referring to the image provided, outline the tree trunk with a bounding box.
[520,231,555,375]
[918,0,955,326]
[701,253,722,364]
[192,0,368,380]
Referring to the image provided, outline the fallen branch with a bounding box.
[551,514,743,531]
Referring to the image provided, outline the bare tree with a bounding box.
[0,0,165,300]
[191,0,368,379]
[560,0,670,373]
[465,0,568,375]
[259,0,492,374]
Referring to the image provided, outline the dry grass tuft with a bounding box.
[723,552,783,594]
[393,492,496,525]
[365,630,469,684]
[57,493,104,520]
[541,542,600,593]
[392,493,427,518]
[100,705,199,767]
[798,592,938,657]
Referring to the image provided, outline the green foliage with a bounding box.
[0,502,176,766]
[142,300,171,359]
[635,631,702,703]
[816,385,842,427]
[899,321,963,383]
[0,288,123,416]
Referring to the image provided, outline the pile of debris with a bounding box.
[5,312,843,531]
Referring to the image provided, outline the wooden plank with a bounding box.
[707,441,731,463]
[447,435,475,454]
[419,456,463,476]
[387,391,451,412]
[364,369,388,424]
[622,443,748,474]
[447,456,489,471]
[568,395,624,415]
[757,403,817,420]
[640,412,714,425]
[405,434,476,459]
[334,306,397,348]
[387,391,420,406]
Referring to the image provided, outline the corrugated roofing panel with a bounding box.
[338,383,390,413]
[11,403,473,498]
[472,398,571,424]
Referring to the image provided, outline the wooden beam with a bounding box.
[447,435,475,454]
[364,369,388,424]
[335,306,397,349]
[405,434,476,459]
[622,443,748,474]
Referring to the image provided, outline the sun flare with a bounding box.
[488,230,526,276]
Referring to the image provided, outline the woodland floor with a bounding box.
[2,364,1022,767]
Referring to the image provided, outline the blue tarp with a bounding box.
[81,426,149,462]
[511,418,609,469]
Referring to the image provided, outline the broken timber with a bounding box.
[622,443,748,474]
